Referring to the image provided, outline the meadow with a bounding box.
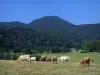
[0,52,100,75]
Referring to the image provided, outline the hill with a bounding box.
[29,16,100,40]
[0,22,28,30]
[29,16,75,32]
[0,16,100,41]
[75,23,100,40]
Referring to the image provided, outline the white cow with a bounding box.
[30,57,36,62]
[58,56,71,63]
[98,53,100,56]
[17,55,31,63]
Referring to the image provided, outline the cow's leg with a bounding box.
[69,60,71,63]
[27,59,29,63]
[54,60,55,63]
[66,60,68,63]
[28,59,31,64]
[52,60,54,63]
[30,59,31,63]
[28,60,30,63]
[68,60,70,63]
[53,60,54,63]
[82,61,84,67]
[83,63,84,67]
[51,60,52,63]
[62,60,64,63]
[85,62,88,66]
[66,60,69,64]
[88,61,90,66]
[56,60,57,64]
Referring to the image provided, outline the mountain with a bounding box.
[29,16,75,32]
[75,23,100,40]
[0,16,100,41]
[0,21,28,31]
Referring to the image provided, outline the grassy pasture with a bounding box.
[0,52,100,75]
[39,52,100,64]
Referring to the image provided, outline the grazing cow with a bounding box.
[46,57,51,62]
[39,55,47,62]
[17,55,31,63]
[58,56,71,63]
[51,56,57,64]
[30,57,36,62]
[80,57,92,66]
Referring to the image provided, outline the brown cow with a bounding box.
[39,55,47,62]
[46,57,51,62]
[80,57,92,66]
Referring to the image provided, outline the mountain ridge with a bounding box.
[0,16,100,40]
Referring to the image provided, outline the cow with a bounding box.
[51,56,58,64]
[46,57,51,62]
[17,55,31,63]
[58,56,71,63]
[30,57,36,62]
[80,57,93,66]
[39,55,47,62]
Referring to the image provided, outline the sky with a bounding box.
[0,0,100,25]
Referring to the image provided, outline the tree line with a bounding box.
[0,27,100,54]
[0,28,77,53]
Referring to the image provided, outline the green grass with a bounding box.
[0,52,100,75]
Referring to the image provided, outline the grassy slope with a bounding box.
[0,52,100,75]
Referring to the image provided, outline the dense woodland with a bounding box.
[0,16,100,54]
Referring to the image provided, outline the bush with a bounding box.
[12,54,19,60]
[36,55,41,61]
[80,50,88,53]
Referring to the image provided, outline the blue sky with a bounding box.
[0,0,100,25]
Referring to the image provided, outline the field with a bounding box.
[0,52,100,75]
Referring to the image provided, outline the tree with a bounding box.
[51,47,61,53]
[82,40,100,52]
[22,47,31,54]
[0,47,7,59]
[9,50,13,60]
[0,47,5,52]
[31,50,38,54]
[38,46,46,53]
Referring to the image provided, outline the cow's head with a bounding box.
[17,61,20,63]
[80,60,84,65]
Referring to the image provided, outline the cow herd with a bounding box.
[17,55,93,66]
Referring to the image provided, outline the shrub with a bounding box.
[12,54,19,60]
[80,50,88,53]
